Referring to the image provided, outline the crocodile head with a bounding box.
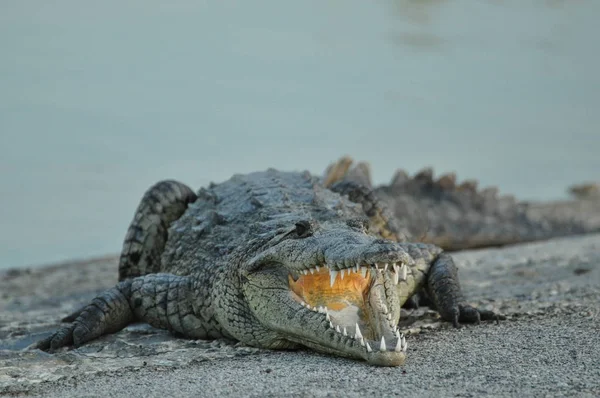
[239,218,413,366]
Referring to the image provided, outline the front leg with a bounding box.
[33,274,212,352]
[426,252,500,326]
[397,243,501,326]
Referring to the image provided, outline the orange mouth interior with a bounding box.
[289,268,372,312]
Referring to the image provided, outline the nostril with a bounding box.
[372,239,390,245]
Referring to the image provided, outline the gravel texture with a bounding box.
[1,234,599,397]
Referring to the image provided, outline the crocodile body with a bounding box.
[34,167,500,366]
[34,158,598,366]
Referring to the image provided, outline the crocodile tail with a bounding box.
[377,166,600,250]
[324,158,407,242]
[329,180,406,242]
[323,156,373,189]
[118,180,197,281]
[324,156,600,251]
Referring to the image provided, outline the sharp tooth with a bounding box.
[329,270,338,287]
[340,269,345,280]
[312,306,318,312]
[326,313,331,321]
[329,321,334,328]
[355,263,360,272]
[384,263,389,271]
[343,327,348,336]
[360,267,368,278]
[315,265,320,272]
[336,325,341,333]
[309,268,314,275]
[395,338,402,352]
[401,264,408,281]
[360,337,365,347]
[402,337,408,352]
[366,342,372,353]
[393,263,400,284]
[380,336,386,352]
[354,323,363,340]
[395,330,401,339]
[303,269,308,275]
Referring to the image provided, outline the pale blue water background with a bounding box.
[1,1,599,269]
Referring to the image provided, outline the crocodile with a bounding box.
[32,166,501,367]
[32,157,599,367]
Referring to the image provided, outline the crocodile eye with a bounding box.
[294,221,312,238]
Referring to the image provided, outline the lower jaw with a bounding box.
[288,276,400,343]
[287,268,404,364]
[366,350,406,367]
[296,337,406,367]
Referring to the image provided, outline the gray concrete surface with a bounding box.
[1,234,599,397]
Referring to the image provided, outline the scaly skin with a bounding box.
[34,169,498,366]
[324,157,600,251]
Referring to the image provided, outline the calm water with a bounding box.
[1,1,599,269]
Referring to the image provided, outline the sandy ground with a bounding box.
[1,234,599,397]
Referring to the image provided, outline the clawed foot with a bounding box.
[30,324,77,352]
[30,285,135,353]
[450,303,506,327]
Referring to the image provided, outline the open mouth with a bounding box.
[288,262,408,355]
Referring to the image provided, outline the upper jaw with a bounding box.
[318,240,414,273]
[289,260,411,288]
[287,236,414,282]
